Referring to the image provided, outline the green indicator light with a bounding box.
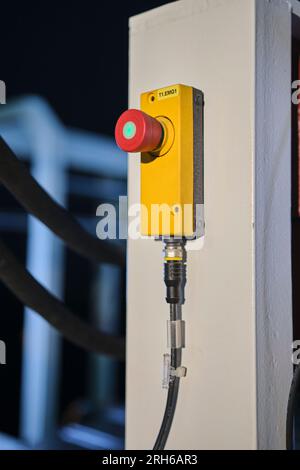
[123,121,136,140]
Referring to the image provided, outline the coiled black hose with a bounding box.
[0,236,125,359]
[0,135,125,359]
[0,136,125,267]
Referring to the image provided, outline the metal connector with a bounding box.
[167,320,185,349]
[164,241,187,261]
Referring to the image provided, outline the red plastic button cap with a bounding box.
[115,109,163,153]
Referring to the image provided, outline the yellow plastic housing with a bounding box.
[140,84,203,238]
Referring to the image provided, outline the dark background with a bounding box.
[0,1,174,136]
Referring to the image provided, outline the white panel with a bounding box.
[127,0,292,450]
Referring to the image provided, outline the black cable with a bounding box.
[153,304,182,450]
[153,377,180,451]
[0,136,125,266]
[0,236,125,360]
[286,362,300,449]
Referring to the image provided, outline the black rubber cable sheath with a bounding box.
[286,363,300,450]
[0,136,125,267]
[153,304,182,450]
[0,236,125,360]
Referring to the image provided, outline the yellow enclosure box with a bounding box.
[140,84,204,238]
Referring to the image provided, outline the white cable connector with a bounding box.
[162,353,187,389]
[162,354,171,389]
[170,366,187,378]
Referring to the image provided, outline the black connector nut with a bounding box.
[164,260,187,305]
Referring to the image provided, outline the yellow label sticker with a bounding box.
[157,85,179,101]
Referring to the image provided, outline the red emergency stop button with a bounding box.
[115,109,163,153]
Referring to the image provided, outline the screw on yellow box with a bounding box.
[140,84,204,239]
